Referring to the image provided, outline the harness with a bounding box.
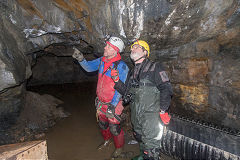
[101,60,120,76]
[95,97,121,122]
[95,60,121,122]
[131,59,156,88]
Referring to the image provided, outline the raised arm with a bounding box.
[72,47,101,72]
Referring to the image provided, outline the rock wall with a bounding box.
[0,0,239,132]
[88,0,240,130]
[0,0,95,129]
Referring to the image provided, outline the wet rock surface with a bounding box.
[0,91,68,145]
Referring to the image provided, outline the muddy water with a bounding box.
[29,82,139,160]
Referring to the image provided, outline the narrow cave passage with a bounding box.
[28,82,141,160]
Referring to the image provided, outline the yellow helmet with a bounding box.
[131,40,150,57]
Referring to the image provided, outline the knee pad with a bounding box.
[109,124,121,136]
[99,120,109,130]
[133,131,142,142]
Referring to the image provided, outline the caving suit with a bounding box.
[115,58,173,160]
[79,53,129,149]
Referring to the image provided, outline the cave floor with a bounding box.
[29,82,174,160]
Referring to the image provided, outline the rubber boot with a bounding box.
[112,147,123,158]
[111,129,124,158]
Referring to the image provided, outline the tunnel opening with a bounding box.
[26,43,98,86]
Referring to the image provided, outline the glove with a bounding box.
[106,104,115,119]
[111,69,119,82]
[72,47,84,62]
[159,111,171,125]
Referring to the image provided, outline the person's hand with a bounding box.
[111,69,119,82]
[106,104,115,119]
[159,111,171,125]
[72,47,84,62]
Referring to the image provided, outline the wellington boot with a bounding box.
[131,154,144,160]
[97,139,112,150]
[112,147,123,158]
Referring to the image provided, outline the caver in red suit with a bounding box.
[72,36,129,158]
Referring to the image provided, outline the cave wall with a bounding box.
[0,0,239,130]
[0,0,94,128]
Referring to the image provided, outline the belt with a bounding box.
[95,97,121,122]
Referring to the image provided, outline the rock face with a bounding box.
[0,0,95,130]
[0,0,239,136]
[0,91,68,145]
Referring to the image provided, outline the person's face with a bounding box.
[104,43,117,59]
[130,44,146,62]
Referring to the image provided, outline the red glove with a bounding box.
[159,112,171,125]
[111,69,119,82]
